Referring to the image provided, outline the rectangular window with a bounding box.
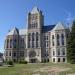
[58,58,60,62]
[63,58,65,62]
[7,39,9,48]
[10,39,13,48]
[44,36,48,40]
[61,34,64,45]
[52,41,54,46]
[28,42,30,48]
[36,32,39,41]
[62,48,65,55]
[46,41,49,47]
[57,49,60,56]
[57,39,60,46]
[20,51,24,57]
[47,36,48,40]
[20,39,24,48]
[13,52,16,57]
[32,41,35,48]
[53,51,55,56]
[36,41,39,48]
[52,35,54,39]
[53,58,55,62]
[52,35,55,46]
[9,51,11,56]
[13,39,17,48]
[57,34,60,46]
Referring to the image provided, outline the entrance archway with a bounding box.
[29,51,36,63]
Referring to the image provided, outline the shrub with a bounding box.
[7,60,14,65]
[18,60,28,64]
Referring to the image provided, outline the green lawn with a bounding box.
[0,63,75,75]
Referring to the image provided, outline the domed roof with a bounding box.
[7,27,19,35]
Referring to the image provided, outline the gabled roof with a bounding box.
[7,27,19,35]
[19,29,27,35]
[43,25,55,32]
[52,22,67,31]
[31,7,40,14]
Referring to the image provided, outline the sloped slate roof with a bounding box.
[19,29,27,35]
[7,27,19,35]
[52,22,67,31]
[7,28,27,36]
[43,25,56,32]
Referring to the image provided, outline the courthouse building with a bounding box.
[4,7,69,63]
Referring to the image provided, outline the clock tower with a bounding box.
[26,7,44,63]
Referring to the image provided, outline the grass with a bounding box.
[0,63,75,75]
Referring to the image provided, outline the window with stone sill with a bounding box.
[63,58,65,62]
[58,58,60,62]
[53,58,55,62]
[44,36,48,40]
[10,39,13,48]
[36,32,39,41]
[57,49,60,56]
[7,39,9,48]
[13,39,17,48]
[52,35,54,39]
[13,53,16,57]
[9,51,11,56]
[52,41,54,46]
[53,51,55,56]
[20,51,24,57]
[32,33,35,41]
[62,48,65,55]
[61,34,64,45]
[57,34,60,46]
[20,39,24,48]
[46,41,49,47]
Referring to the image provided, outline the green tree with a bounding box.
[67,20,75,64]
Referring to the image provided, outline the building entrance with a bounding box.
[30,59,36,63]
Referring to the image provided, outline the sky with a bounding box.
[0,0,75,53]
